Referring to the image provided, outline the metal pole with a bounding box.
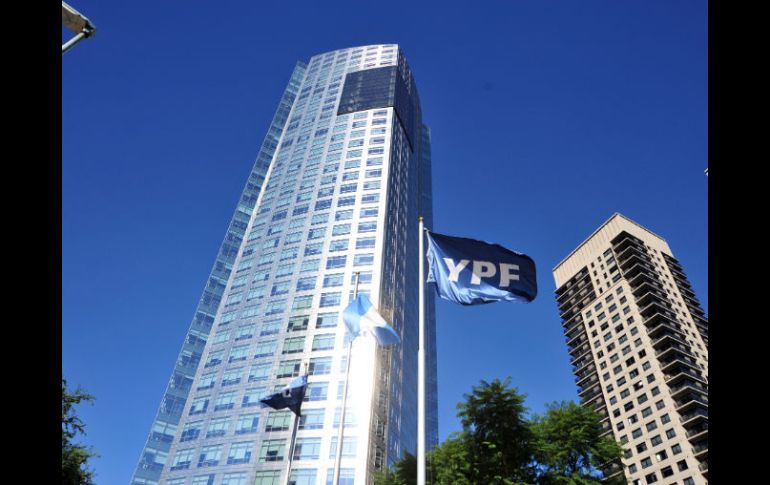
[417,216,426,485]
[62,32,87,54]
[284,410,300,485]
[333,272,360,485]
[284,362,308,485]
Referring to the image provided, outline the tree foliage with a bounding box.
[531,401,625,485]
[62,378,98,485]
[373,378,625,485]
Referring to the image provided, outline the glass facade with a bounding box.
[131,45,437,485]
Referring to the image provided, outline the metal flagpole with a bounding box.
[284,362,308,485]
[417,216,426,485]
[333,271,360,485]
[284,411,300,485]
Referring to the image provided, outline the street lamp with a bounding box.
[62,2,96,54]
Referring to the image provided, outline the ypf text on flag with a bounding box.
[426,231,537,305]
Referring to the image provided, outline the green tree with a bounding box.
[373,452,417,485]
[530,401,626,485]
[373,378,626,485]
[62,378,97,485]
[457,377,535,484]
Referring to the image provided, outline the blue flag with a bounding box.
[342,294,401,346]
[259,375,307,415]
[426,231,537,305]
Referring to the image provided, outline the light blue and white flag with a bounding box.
[342,294,401,346]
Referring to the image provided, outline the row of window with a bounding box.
[171,426,358,470]
[162,466,356,485]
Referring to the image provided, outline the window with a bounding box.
[292,295,313,311]
[254,340,278,359]
[309,357,332,375]
[677,460,689,471]
[289,469,317,485]
[229,345,249,362]
[222,472,248,485]
[242,387,266,407]
[312,333,336,351]
[198,444,223,467]
[356,237,376,249]
[215,392,236,411]
[324,273,344,288]
[320,292,341,307]
[170,448,195,470]
[288,315,309,332]
[227,441,254,465]
[180,420,202,442]
[222,368,243,386]
[655,450,668,462]
[189,396,209,415]
[259,439,286,462]
[261,320,281,336]
[235,324,256,341]
[641,457,652,468]
[283,336,305,354]
[644,472,658,483]
[206,416,229,437]
[265,410,293,432]
[305,382,328,402]
[235,413,259,435]
[198,373,216,390]
[332,224,351,236]
[646,421,658,432]
[353,253,374,266]
[277,360,301,378]
[327,256,347,269]
[316,313,337,328]
[329,436,358,459]
[249,363,271,382]
[205,350,224,368]
[293,437,322,460]
[296,276,316,291]
[666,428,677,439]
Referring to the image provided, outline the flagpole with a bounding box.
[284,362,308,485]
[417,216,426,485]
[333,271,360,485]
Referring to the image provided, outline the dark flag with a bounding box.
[259,375,308,415]
[426,231,537,305]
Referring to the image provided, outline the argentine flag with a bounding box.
[342,294,401,346]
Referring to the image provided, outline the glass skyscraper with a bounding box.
[130,44,438,485]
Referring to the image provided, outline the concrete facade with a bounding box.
[554,213,708,485]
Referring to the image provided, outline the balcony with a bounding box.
[679,407,708,426]
[569,342,591,360]
[692,440,708,458]
[638,299,674,320]
[580,383,602,403]
[576,367,599,387]
[655,342,696,361]
[660,357,702,377]
[611,233,646,255]
[669,379,708,401]
[631,277,665,297]
[556,270,591,297]
[562,314,584,335]
[686,422,709,441]
[566,328,588,347]
[614,243,646,264]
[647,320,686,341]
[617,247,649,272]
[635,289,669,310]
[622,261,656,281]
[675,392,708,412]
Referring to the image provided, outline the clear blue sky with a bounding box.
[62,1,707,484]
